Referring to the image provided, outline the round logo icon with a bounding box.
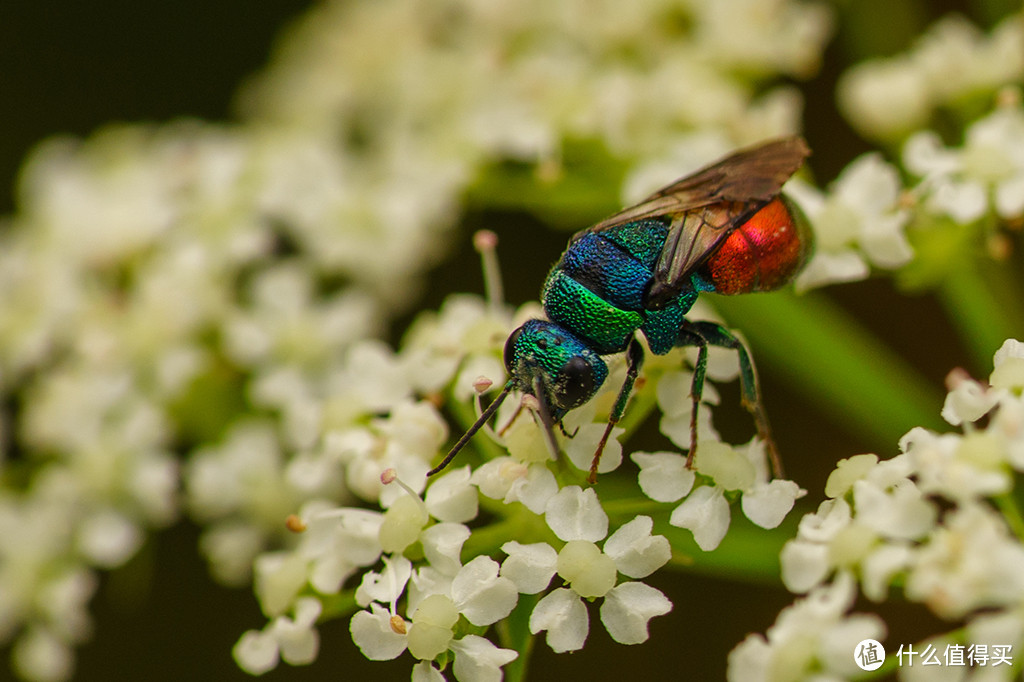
[854,639,886,671]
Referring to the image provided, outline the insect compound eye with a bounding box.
[557,355,597,408]
[503,325,524,373]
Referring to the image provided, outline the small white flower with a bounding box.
[424,466,478,524]
[450,556,518,627]
[860,543,913,602]
[636,441,802,550]
[12,626,74,682]
[941,377,997,425]
[991,338,1024,392]
[253,552,310,618]
[728,573,886,681]
[544,486,608,543]
[529,487,672,652]
[412,660,446,682]
[599,581,673,646]
[500,541,558,594]
[300,506,384,594]
[741,479,804,530]
[378,493,430,554]
[407,594,460,661]
[670,485,731,551]
[905,503,1024,619]
[779,498,854,593]
[631,451,696,502]
[355,555,412,609]
[75,509,143,569]
[851,477,937,540]
[695,441,756,491]
[788,154,912,290]
[603,516,672,580]
[903,429,1010,502]
[450,635,518,682]
[529,588,590,654]
[420,524,471,577]
[234,597,322,674]
[349,602,409,662]
[471,457,558,514]
[905,104,1024,224]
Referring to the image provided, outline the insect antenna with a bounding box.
[427,380,514,477]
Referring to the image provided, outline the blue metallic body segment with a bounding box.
[559,232,651,311]
[543,218,698,357]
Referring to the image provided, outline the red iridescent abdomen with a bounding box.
[699,196,812,295]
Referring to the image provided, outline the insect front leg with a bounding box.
[676,320,782,478]
[588,336,645,483]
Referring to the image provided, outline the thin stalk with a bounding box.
[936,260,1024,374]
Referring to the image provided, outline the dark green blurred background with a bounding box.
[0,1,1016,680]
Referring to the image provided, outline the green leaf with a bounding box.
[714,290,945,449]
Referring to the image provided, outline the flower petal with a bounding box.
[631,451,694,503]
[420,523,471,577]
[529,588,589,653]
[669,486,731,551]
[603,516,671,579]
[500,541,557,594]
[545,486,608,542]
[233,629,280,675]
[742,479,804,529]
[451,556,518,626]
[349,604,407,661]
[425,466,478,523]
[600,582,672,645]
[450,635,518,682]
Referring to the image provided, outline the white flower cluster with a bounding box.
[229,286,807,680]
[838,14,1024,142]
[904,99,1024,225]
[244,0,832,165]
[783,92,1024,291]
[733,339,1024,680]
[785,152,913,290]
[0,0,836,679]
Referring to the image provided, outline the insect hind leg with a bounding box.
[676,320,782,478]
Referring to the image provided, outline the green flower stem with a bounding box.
[713,290,946,449]
[319,590,358,621]
[935,260,1024,373]
[496,594,539,682]
[461,503,560,558]
[993,490,1024,542]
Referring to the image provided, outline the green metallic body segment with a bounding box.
[542,269,643,355]
[640,293,695,355]
[600,218,669,265]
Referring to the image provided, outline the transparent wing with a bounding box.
[579,136,810,308]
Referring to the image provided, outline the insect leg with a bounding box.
[588,336,645,483]
[677,320,782,478]
[531,376,564,463]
